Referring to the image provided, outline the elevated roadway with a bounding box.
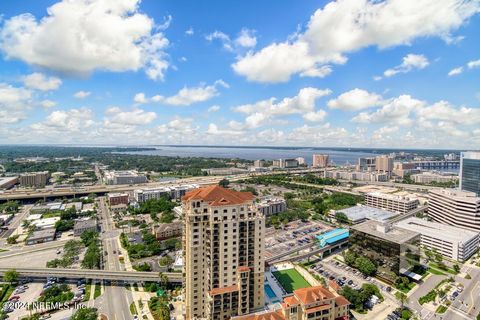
[0,267,182,283]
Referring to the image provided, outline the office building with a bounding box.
[395,217,479,262]
[31,217,60,230]
[108,193,129,206]
[428,189,480,233]
[411,172,458,184]
[134,184,199,203]
[103,170,147,185]
[183,185,265,319]
[73,219,98,236]
[357,157,376,171]
[26,228,56,245]
[253,160,266,167]
[296,157,306,165]
[233,285,350,320]
[331,205,397,224]
[313,154,329,168]
[376,155,394,173]
[273,159,298,169]
[19,171,49,187]
[256,197,287,216]
[392,162,418,178]
[459,151,480,195]
[365,192,419,214]
[325,170,388,182]
[350,220,421,284]
[0,176,18,189]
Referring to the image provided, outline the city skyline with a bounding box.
[0,0,480,149]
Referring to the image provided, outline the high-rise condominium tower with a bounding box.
[312,154,329,167]
[182,185,265,320]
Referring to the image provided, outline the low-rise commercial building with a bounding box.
[31,217,60,230]
[365,192,419,214]
[134,184,199,203]
[0,176,18,189]
[108,193,129,206]
[103,170,147,185]
[411,172,458,184]
[0,214,13,226]
[325,170,388,182]
[19,171,49,187]
[273,158,298,168]
[233,285,350,320]
[392,162,419,178]
[26,228,56,245]
[73,219,98,236]
[350,220,421,284]
[428,189,480,233]
[331,205,397,224]
[111,204,128,214]
[30,202,65,214]
[253,160,266,167]
[395,217,479,262]
[256,197,287,216]
[154,222,183,240]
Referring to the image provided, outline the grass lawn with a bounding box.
[436,305,448,314]
[396,282,416,294]
[429,263,457,275]
[272,268,311,293]
[83,281,92,302]
[94,282,102,299]
[130,302,138,315]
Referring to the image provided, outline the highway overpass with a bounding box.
[0,267,183,283]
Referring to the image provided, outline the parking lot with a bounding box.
[264,220,333,259]
[2,277,88,320]
[306,255,400,318]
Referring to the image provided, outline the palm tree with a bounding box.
[397,292,408,309]
[158,272,169,288]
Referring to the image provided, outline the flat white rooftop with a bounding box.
[395,217,479,244]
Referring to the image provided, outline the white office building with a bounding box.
[395,217,479,261]
[134,184,199,202]
[428,189,480,233]
[365,192,419,214]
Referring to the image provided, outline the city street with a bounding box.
[96,197,135,320]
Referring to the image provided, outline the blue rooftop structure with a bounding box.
[316,228,349,248]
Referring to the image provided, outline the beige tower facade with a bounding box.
[312,154,329,168]
[183,185,265,320]
[375,155,394,173]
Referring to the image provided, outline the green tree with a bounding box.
[397,292,408,308]
[159,255,174,267]
[218,179,230,188]
[159,272,169,288]
[335,212,349,224]
[71,307,98,320]
[354,256,377,276]
[453,264,460,273]
[3,269,19,284]
[343,250,357,266]
[6,235,19,244]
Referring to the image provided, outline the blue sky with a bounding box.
[0,0,479,148]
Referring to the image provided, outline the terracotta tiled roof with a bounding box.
[305,304,332,313]
[294,286,335,305]
[209,284,238,296]
[234,310,285,320]
[283,295,299,307]
[334,295,350,307]
[182,185,254,206]
[329,280,341,292]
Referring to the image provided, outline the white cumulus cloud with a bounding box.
[73,91,91,99]
[0,0,170,80]
[448,67,464,76]
[328,88,382,111]
[232,0,479,83]
[22,73,62,91]
[382,54,429,78]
